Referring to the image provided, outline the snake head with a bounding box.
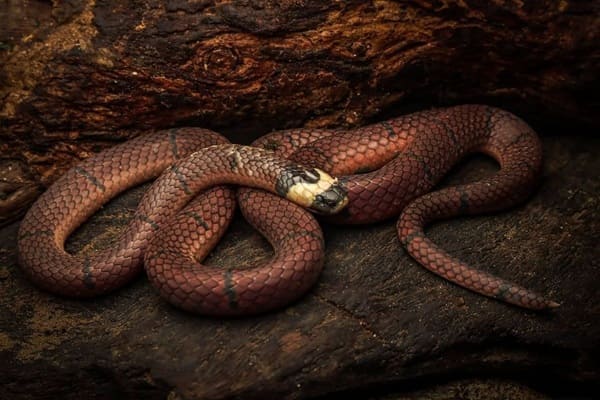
[276,167,348,214]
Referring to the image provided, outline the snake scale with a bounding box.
[17,105,559,315]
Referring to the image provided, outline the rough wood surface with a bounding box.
[1,134,598,399]
[1,0,599,223]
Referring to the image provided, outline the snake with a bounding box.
[17,105,559,315]
[17,129,346,300]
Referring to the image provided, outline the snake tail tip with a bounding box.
[547,300,561,309]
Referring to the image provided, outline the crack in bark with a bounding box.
[313,293,389,346]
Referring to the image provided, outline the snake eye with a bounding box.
[300,168,320,183]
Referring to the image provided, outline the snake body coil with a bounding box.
[18,105,558,314]
[18,131,347,302]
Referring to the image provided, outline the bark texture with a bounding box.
[0,0,599,224]
[1,134,598,399]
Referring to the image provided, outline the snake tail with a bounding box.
[396,108,559,309]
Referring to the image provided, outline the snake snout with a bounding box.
[312,184,348,214]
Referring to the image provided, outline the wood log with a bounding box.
[0,0,598,224]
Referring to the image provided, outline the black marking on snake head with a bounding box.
[275,166,317,196]
[82,256,95,289]
[313,184,347,214]
[302,168,321,183]
[74,167,106,192]
[169,129,179,158]
[381,121,397,138]
[184,211,209,230]
[224,270,238,310]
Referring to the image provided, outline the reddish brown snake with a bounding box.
[18,105,559,315]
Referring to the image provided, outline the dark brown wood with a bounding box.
[0,0,598,224]
[0,134,598,399]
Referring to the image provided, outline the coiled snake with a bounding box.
[17,105,559,315]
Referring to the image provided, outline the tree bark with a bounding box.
[0,0,598,224]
